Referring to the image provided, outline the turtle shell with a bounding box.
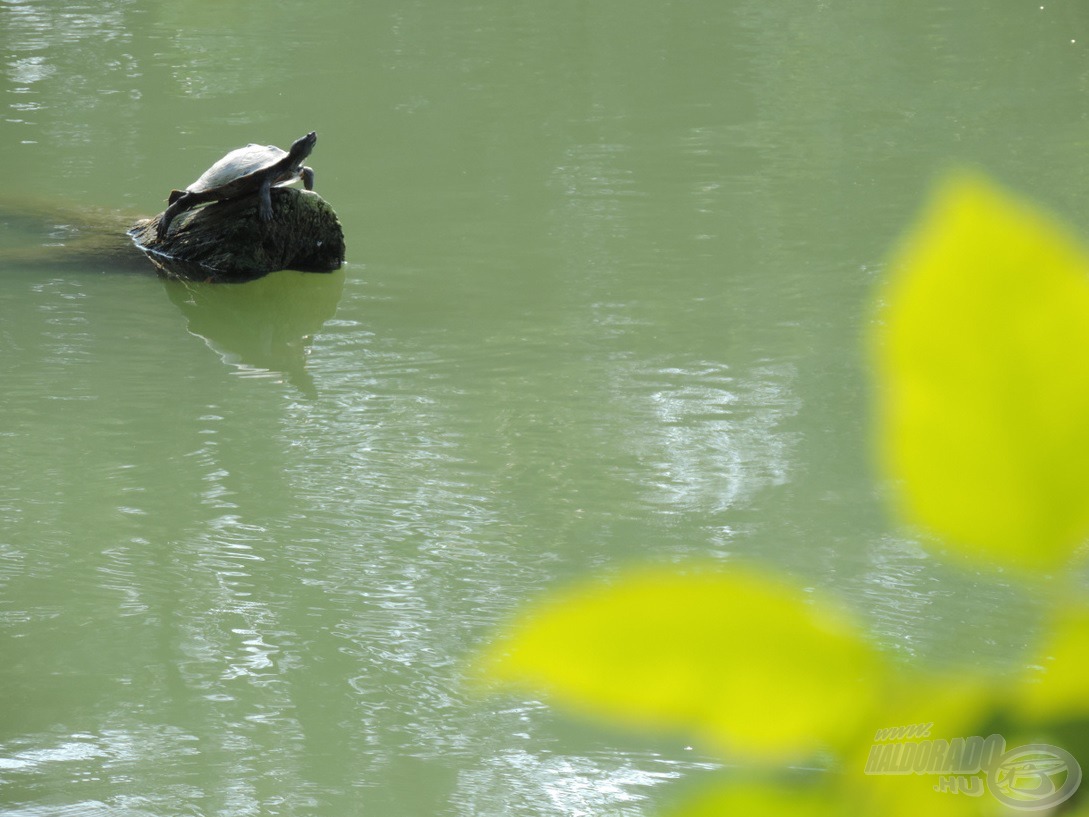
[185,143,289,198]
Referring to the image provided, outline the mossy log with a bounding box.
[129,187,345,282]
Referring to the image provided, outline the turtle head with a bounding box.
[290,131,317,160]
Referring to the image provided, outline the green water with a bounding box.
[1,2,1084,815]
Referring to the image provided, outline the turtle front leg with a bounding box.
[300,166,315,191]
[258,177,274,221]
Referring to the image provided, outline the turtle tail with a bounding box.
[167,189,186,205]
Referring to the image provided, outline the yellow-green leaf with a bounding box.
[475,566,886,761]
[1016,605,1089,721]
[873,173,1089,569]
[848,769,1002,817]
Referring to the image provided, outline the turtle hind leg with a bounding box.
[157,194,192,239]
[300,166,315,191]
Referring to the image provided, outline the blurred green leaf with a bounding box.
[1016,605,1089,722]
[872,173,1089,569]
[477,566,886,761]
[848,771,1001,817]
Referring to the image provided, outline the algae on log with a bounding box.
[130,187,345,282]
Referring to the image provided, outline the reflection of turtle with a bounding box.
[157,131,317,239]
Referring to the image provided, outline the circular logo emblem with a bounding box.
[988,744,1082,811]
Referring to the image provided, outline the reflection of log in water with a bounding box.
[0,187,345,281]
[163,269,346,396]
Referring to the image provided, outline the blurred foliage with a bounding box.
[476,174,1089,815]
[873,173,1089,570]
[480,566,888,761]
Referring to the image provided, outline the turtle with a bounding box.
[156,131,317,239]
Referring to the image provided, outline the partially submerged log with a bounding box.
[130,187,345,282]
[0,196,152,274]
[0,188,346,283]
